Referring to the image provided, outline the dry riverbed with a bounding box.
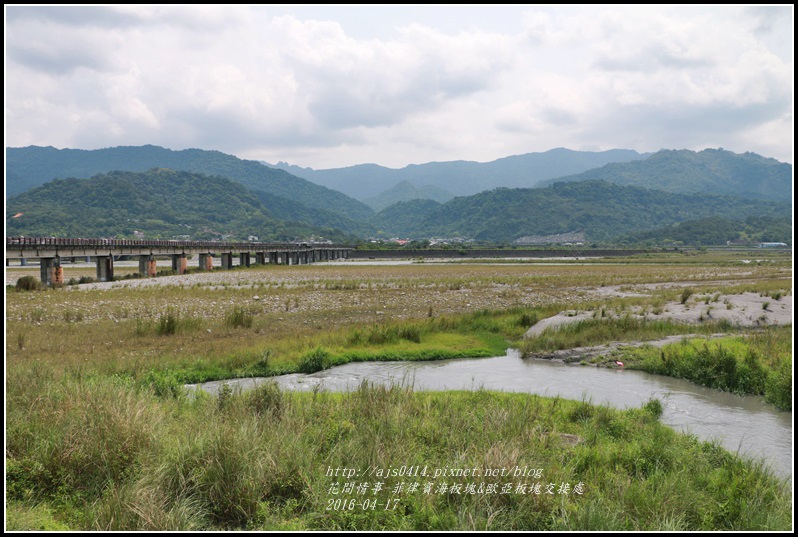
[523,290,792,365]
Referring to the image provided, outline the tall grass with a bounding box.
[225,306,254,329]
[6,373,791,531]
[623,330,792,410]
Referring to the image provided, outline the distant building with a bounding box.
[758,242,788,248]
[515,231,585,246]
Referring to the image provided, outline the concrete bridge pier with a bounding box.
[40,257,63,287]
[280,252,289,265]
[96,256,114,282]
[198,253,213,271]
[138,255,157,277]
[221,253,234,270]
[256,252,267,265]
[240,252,251,267]
[171,254,187,275]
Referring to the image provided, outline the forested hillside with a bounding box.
[539,148,792,202]
[386,181,791,242]
[7,145,374,221]
[6,169,352,242]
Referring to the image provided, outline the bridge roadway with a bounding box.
[6,237,352,286]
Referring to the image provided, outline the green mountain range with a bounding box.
[619,216,792,247]
[6,145,374,223]
[5,144,791,246]
[388,181,790,242]
[539,148,792,202]
[6,169,353,242]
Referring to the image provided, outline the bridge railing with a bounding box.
[6,236,350,250]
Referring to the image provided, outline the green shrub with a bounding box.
[643,398,663,419]
[764,357,792,410]
[298,347,331,373]
[248,381,284,419]
[518,311,539,327]
[680,289,693,304]
[157,310,180,335]
[16,275,42,291]
[155,309,201,336]
[225,307,253,329]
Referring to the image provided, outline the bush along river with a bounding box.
[187,349,792,481]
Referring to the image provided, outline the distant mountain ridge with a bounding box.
[6,145,374,222]
[364,180,454,211]
[538,148,792,202]
[6,144,790,246]
[372,180,790,242]
[265,148,648,201]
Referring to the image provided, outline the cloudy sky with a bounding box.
[5,5,794,168]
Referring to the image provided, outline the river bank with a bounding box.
[6,253,793,530]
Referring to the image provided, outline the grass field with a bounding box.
[5,251,793,530]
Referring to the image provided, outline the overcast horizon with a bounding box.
[5,5,794,168]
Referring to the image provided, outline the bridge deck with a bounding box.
[6,237,352,285]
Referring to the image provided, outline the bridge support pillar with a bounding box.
[138,255,157,277]
[256,252,267,265]
[171,254,187,275]
[40,257,63,287]
[280,252,288,265]
[198,253,213,271]
[221,253,234,270]
[96,256,114,282]
[240,252,251,267]
[21,258,28,266]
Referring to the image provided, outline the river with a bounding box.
[187,350,792,480]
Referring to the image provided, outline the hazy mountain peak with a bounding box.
[263,148,649,201]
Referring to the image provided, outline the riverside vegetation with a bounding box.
[5,251,792,530]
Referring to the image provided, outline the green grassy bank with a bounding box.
[618,326,792,410]
[6,375,791,531]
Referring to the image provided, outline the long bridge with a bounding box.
[6,237,352,286]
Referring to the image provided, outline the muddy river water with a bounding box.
[188,350,792,480]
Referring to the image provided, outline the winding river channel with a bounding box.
[188,350,792,481]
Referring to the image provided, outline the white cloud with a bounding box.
[5,5,794,167]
